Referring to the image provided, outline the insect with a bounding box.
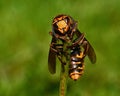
[48,14,96,81]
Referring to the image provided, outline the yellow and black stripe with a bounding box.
[69,47,85,81]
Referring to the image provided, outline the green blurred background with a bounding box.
[0,0,120,96]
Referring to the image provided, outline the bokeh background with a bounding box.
[0,0,120,96]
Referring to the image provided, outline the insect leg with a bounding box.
[50,31,69,42]
[50,43,66,65]
[57,55,66,65]
[67,33,85,49]
[72,33,85,46]
[50,42,63,53]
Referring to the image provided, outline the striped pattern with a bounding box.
[69,49,85,81]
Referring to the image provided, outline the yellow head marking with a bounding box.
[56,20,68,33]
[57,20,67,29]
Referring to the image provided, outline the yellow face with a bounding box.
[56,20,69,33]
[53,15,70,34]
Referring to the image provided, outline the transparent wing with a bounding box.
[86,41,96,64]
[48,37,56,74]
[76,29,96,64]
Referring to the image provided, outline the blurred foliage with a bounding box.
[0,0,120,96]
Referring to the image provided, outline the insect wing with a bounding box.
[76,29,96,64]
[86,41,96,64]
[48,38,56,74]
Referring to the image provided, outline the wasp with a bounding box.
[48,14,96,81]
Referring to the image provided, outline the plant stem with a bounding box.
[59,43,69,96]
[59,63,68,96]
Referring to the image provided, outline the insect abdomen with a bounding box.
[69,50,84,81]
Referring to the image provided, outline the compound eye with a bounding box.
[64,18,68,23]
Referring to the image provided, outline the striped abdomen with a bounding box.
[69,49,85,81]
